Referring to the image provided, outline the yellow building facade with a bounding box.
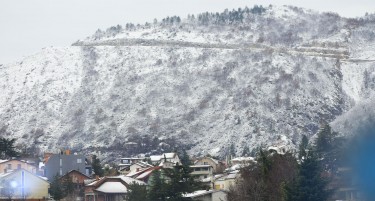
[0,169,49,200]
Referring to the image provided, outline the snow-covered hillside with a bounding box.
[1,5,375,158]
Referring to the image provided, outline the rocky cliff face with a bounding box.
[1,5,375,158]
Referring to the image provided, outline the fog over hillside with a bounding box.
[1,5,375,159]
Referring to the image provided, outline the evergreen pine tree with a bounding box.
[91,155,104,177]
[148,170,167,201]
[62,176,75,199]
[163,164,202,201]
[229,143,236,158]
[49,174,65,201]
[0,138,18,159]
[284,136,332,201]
[285,152,332,201]
[126,182,148,201]
[315,124,338,171]
[258,149,271,177]
[180,149,191,166]
[241,145,250,157]
[315,124,336,156]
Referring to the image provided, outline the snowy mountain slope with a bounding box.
[1,5,375,158]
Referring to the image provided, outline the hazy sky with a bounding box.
[0,0,374,64]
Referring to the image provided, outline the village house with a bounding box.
[0,169,49,200]
[125,161,153,175]
[44,151,92,181]
[150,152,181,165]
[214,173,238,191]
[230,157,256,166]
[194,157,226,174]
[190,164,213,180]
[60,170,91,200]
[126,166,161,184]
[200,174,224,189]
[0,159,37,174]
[84,175,146,201]
[117,157,146,174]
[159,160,175,169]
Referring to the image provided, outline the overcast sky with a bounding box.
[0,0,374,64]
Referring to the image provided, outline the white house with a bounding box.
[150,152,181,165]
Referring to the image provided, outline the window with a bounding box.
[204,162,208,165]
[7,164,11,169]
[17,164,21,169]
[77,158,82,163]
[60,159,62,166]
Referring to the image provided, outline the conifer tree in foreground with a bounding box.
[49,174,65,201]
[91,155,104,177]
[284,136,332,201]
[126,182,148,201]
[147,170,167,201]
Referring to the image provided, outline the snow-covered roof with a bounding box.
[150,153,177,162]
[150,155,162,162]
[201,174,224,183]
[184,190,227,198]
[164,153,176,159]
[190,165,212,168]
[136,169,155,180]
[111,175,146,185]
[217,173,237,181]
[184,190,214,198]
[95,182,127,193]
[225,164,244,172]
[136,161,153,168]
[231,157,255,162]
[194,157,219,165]
[159,160,176,167]
[120,157,145,160]
[126,167,150,177]
[84,179,98,186]
[0,160,8,164]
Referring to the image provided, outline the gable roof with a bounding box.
[88,175,146,189]
[60,169,91,180]
[126,166,161,178]
[150,153,177,162]
[195,157,219,165]
[133,161,153,168]
[0,159,34,165]
[0,159,8,164]
[0,168,49,184]
[95,181,127,193]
